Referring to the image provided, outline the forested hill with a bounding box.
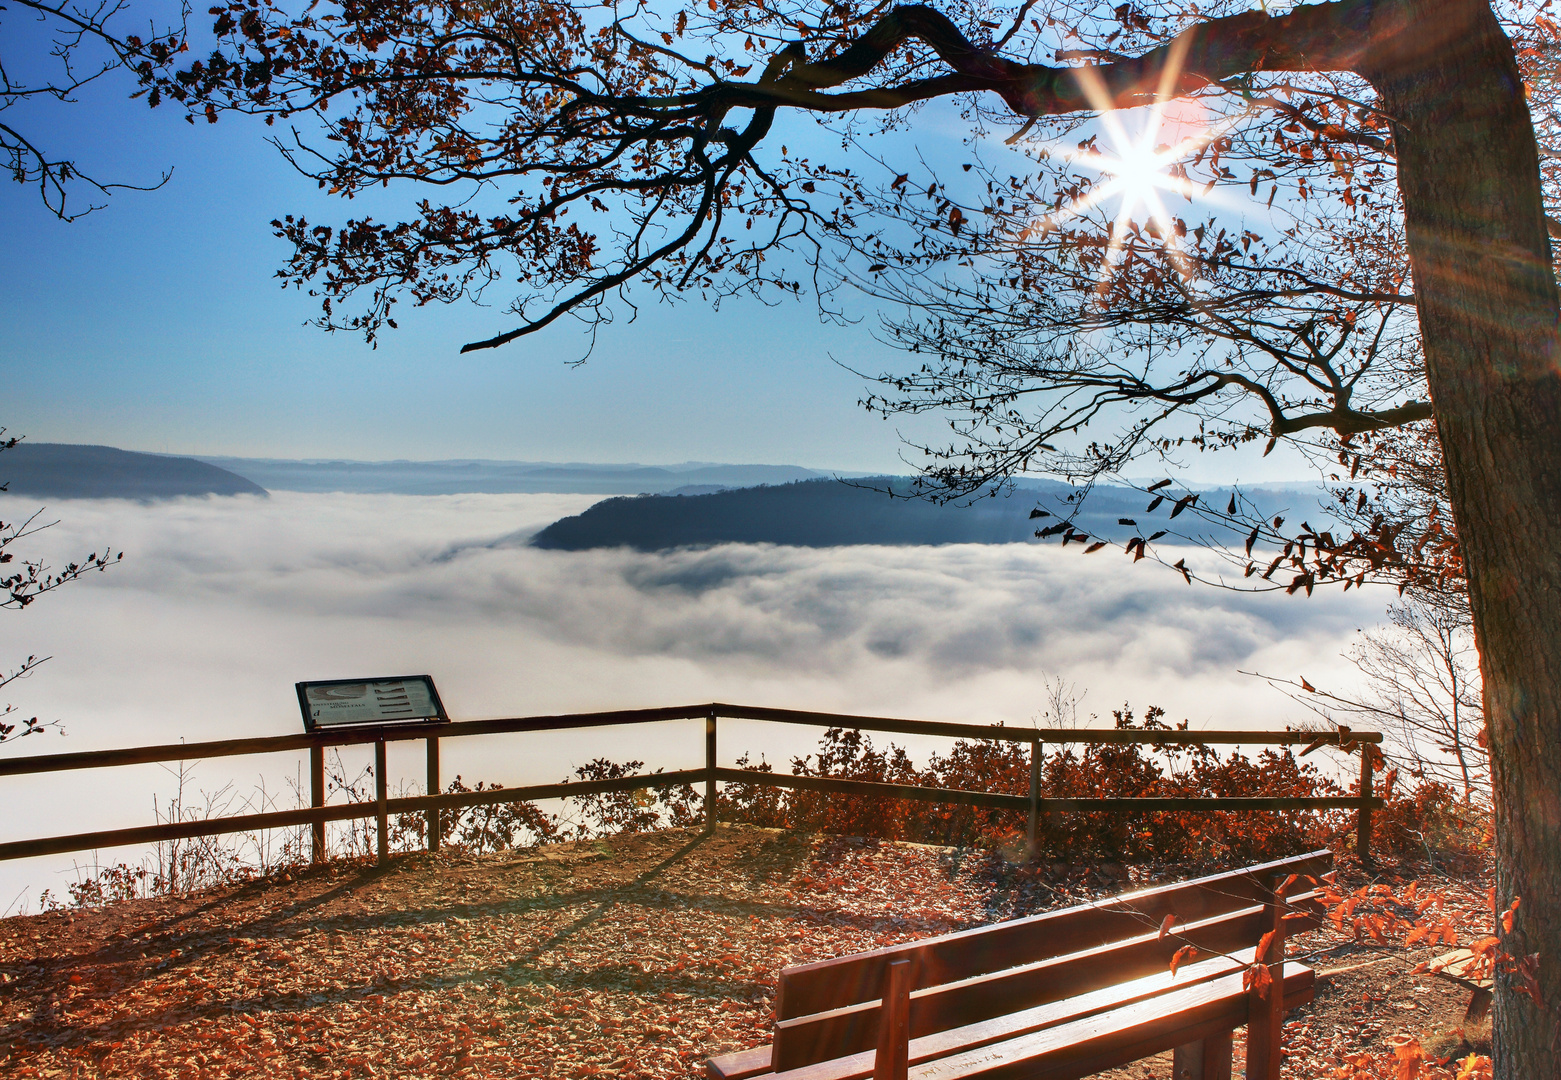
[530,477,1327,551]
[531,478,1173,550]
[1,444,267,499]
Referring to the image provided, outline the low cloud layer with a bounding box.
[0,491,1387,900]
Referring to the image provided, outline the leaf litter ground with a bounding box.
[0,825,1490,1078]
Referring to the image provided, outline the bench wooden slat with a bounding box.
[775,850,1330,1020]
[711,1047,775,1080]
[731,960,1313,1080]
[770,894,1321,1072]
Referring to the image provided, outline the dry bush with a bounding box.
[719,705,1481,864]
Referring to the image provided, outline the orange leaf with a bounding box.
[1392,1037,1424,1080]
[1158,914,1178,940]
[1502,903,1518,934]
[1456,1054,1493,1080]
[1168,944,1198,977]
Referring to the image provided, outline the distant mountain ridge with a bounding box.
[529,477,1327,551]
[196,456,832,495]
[2,444,266,500]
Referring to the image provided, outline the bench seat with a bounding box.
[708,850,1332,1080]
[712,951,1313,1080]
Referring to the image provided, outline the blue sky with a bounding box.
[3,75,925,469]
[2,27,1317,482]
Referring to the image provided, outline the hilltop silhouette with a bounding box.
[3,444,266,500]
[530,477,1324,551]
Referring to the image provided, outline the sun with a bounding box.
[1021,38,1243,291]
[1107,141,1167,206]
[1057,99,1220,291]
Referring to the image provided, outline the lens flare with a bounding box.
[1023,39,1247,293]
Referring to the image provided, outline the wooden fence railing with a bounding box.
[0,703,1385,867]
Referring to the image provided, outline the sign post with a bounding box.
[296,676,448,864]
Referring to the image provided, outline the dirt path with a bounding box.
[0,826,1489,1078]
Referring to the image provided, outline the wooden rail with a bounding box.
[0,703,1385,866]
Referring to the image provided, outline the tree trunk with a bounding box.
[1367,0,1561,1072]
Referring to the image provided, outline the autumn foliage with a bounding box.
[1332,1040,1493,1080]
[376,705,1485,866]
[703,706,1480,863]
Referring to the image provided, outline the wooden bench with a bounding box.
[1428,948,1495,1025]
[709,850,1332,1080]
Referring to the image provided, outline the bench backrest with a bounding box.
[771,849,1331,1072]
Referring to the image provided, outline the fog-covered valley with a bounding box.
[0,490,1385,908]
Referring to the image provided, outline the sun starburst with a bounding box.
[1024,37,1245,292]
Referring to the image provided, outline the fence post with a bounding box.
[705,709,718,833]
[426,735,440,853]
[1245,873,1287,1080]
[310,744,325,864]
[1027,735,1042,859]
[1357,748,1375,867]
[873,957,912,1080]
[375,738,389,865]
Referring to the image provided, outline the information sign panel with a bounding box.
[297,675,448,731]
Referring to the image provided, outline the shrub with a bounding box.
[720,705,1370,862]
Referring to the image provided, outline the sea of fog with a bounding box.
[0,491,1387,909]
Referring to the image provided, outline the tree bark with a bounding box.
[1362,0,1561,1072]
